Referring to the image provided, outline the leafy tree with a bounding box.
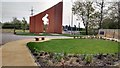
[65,25,68,30]
[68,25,71,30]
[2,22,14,29]
[102,2,119,29]
[11,17,21,34]
[87,11,101,35]
[73,25,77,31]
[21,17,27,32]
[102,18,119,29]
[72,1,95,35]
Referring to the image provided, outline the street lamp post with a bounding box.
[71,0,73,35]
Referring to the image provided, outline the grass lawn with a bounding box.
[27,39,118,54]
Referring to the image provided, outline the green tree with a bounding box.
[102,2,119,29]
[2,22,14,29]
[11,17,21,34]
[21,17,27,32]
[72,1,95,35]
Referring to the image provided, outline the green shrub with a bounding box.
[85,55,93,64]
[64,52,67,57]
[80,31,86,35]
[54,53,63,62]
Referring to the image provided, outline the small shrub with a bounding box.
[64,52,67,57]
[85,55,93,64]
[55,53,63,62]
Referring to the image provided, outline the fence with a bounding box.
[98,29,120,39]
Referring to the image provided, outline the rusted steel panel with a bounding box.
[29,2,63,34]
[29,16,35,33]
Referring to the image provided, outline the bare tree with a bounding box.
[96,0,105,29]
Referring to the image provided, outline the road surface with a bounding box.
[1,33,72,45]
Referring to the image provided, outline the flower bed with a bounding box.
[31,50,119,66]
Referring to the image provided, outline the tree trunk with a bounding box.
[86,3,90,35]
[118,1,120,60]
[81,13,88,35]
[13,25,16,34]
[23,29,25,33]
[85,25,88,35]
[99,0,104,29]
[118,2,120,29]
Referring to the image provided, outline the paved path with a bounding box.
[2,39,39,66]
[0,47,2,67]
[1,33,72,66]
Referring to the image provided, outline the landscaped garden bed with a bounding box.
[27,38,119,67]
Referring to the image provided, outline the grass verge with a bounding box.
[27,39,118,54]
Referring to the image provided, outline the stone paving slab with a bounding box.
[0,47,2,67]
[1,38,50,66]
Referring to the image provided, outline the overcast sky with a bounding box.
[0,0,88,28]
[0,0,119,28]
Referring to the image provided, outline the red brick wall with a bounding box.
[29,2,63,34]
